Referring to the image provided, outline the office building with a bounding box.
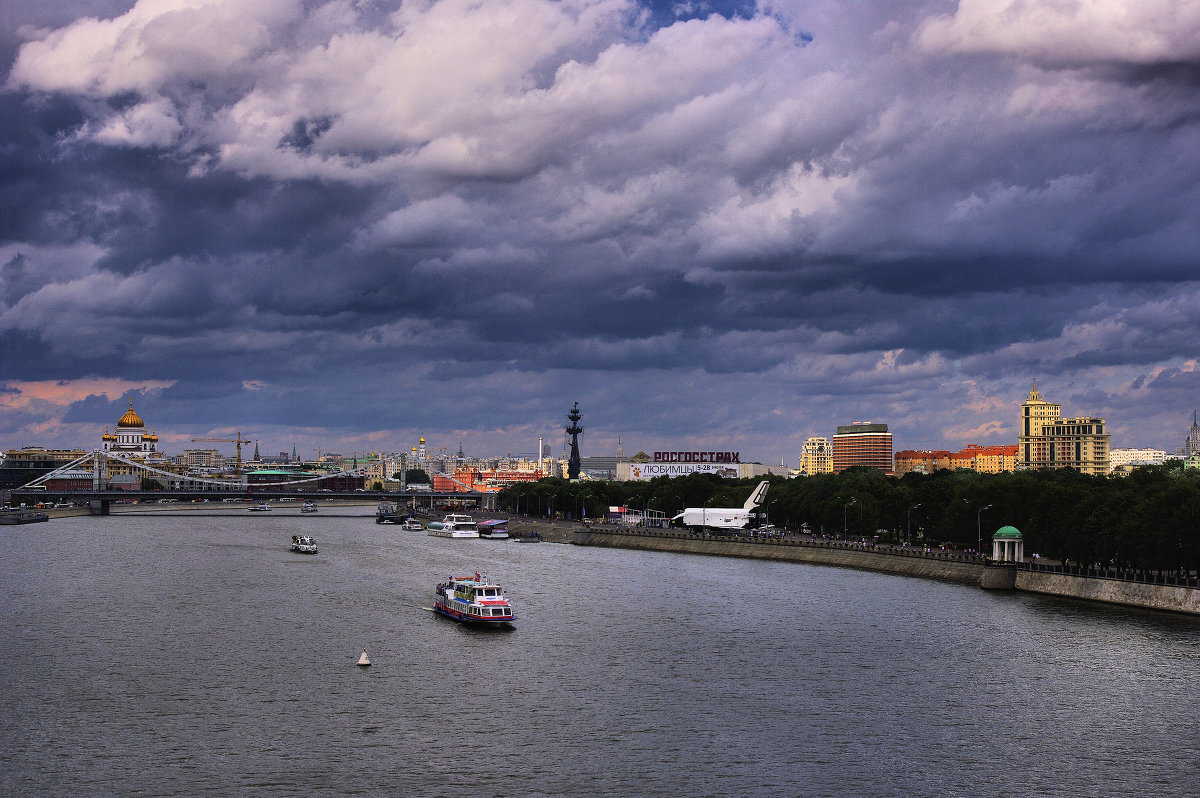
[1017,382,1109,475]
[798,437,833,476]
[832,422,893,475]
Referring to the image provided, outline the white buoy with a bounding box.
[357,649,371,667]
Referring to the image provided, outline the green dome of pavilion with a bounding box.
[992,525,1022,540]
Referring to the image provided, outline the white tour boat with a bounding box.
[402,518,424,531]
[249,502,271,512]
[300,501,318,513]
[433,573,514,626]
[290,535,318,554]
[426,513,479,538]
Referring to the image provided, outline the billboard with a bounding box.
[626,462,740,480]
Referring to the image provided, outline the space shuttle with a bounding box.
[672,480,770,530]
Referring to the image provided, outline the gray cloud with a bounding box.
[2,0,1200,461]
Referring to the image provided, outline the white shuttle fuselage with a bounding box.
[673,481,770,530]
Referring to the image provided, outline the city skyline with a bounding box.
[3,1,1200,463]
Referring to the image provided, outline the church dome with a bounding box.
[102,427,113,441]
[150,431,159,442]
[142,431,152,441]
[117,400,144,428]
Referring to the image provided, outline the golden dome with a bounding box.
[102,427,113,441]
[117,399,144,428]
[142,431,152,441]
[420,437,425,444]
[150,431,159,442]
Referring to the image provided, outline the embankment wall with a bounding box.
[1016,571,1200,614]
[574,529,1200,615]
[573,530,982,585]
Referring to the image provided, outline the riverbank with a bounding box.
[573,527,1200,616]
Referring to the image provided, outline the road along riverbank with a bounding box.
[573,527,1200,616]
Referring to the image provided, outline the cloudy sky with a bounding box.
[2,0,1199,465]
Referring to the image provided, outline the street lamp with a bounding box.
[977,504,992,556]
[907,503,921,545]
[843,497,857,541]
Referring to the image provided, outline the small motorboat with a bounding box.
[249,502,271,512]
[301,501,318,513]
[290,535,318,554]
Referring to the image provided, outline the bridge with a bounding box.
[7,489,492,515]
[5,450,495,514]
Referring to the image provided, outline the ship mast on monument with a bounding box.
[566,402,583,480]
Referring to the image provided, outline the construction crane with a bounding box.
[190,432,252,477]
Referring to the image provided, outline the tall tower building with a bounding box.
[1017,379,1061,468]
[1017,381,1109,475]
[1185,410,1200,456]
[832,423,893,474]
[798,437,833,476]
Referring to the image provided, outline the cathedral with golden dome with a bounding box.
[101,399,162,459]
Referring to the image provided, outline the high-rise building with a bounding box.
[832,422,893,475]
[1017,381,1109,475]
[798,437,833,476]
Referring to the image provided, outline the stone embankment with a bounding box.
[1016,570,1200,615]
[574,527,982,584]
[573,527,1200,616]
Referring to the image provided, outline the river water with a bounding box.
[2,510,1198,796]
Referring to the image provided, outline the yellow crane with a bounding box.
[190,432,252,477]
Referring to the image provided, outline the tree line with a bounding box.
[499,463,1200,570]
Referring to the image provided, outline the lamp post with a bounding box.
[977,504,992,556]
[907,503,921,545]
[843,497,856,541]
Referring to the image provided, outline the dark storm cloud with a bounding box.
[3,0,1200,459]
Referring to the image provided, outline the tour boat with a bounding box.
[300,501,318,513]
[290,534,318,554]
[402,518,423,531]
[249,502,271,512]
[426,513,479,538]
[433,573,514,626]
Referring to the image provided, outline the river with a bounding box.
[2,510,1198,796]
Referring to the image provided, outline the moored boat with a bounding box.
[249,502,271,512]
[402,518,423,531]
[433,573,514,626]
[290,534,318,554]
[0,511,49,525]
[478,519,510,539]
[376,501,400,524]
[301,501,318,513]
[427,513,479,538]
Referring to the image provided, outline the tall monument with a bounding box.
[566,402,583,480]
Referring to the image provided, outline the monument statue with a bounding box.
[566,402,583,480]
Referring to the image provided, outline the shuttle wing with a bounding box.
[742,480,770,510]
